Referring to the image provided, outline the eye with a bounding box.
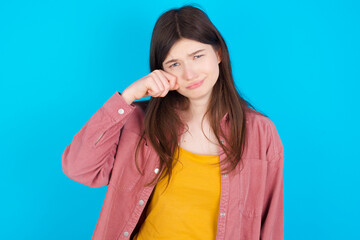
[194,54,204,59]
[169,62,179,68]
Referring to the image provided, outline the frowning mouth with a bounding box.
[186,79,205,89]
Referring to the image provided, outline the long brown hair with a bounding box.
[135,5,265,188]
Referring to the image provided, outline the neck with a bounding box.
[185,97,210,123]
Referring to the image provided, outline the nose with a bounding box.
[182,63,198,81]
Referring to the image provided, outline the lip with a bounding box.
[186,79,205,89]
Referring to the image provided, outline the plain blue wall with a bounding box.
[1,0,359,239]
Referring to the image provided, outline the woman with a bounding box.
[62,5,284,240]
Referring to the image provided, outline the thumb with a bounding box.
[171,83,180,90]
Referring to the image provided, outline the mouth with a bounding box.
[186,78,205,89]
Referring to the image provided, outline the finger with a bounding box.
[148,73,164,97]
[147,82,161,97]
[154,70,171,97]
[152,70,170,97]
[170,81,179,90]
[161,70,178,90]
[145,77,161,97]
[161,70,177,81]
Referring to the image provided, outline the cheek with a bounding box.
[175,88,188,98]
[205,63,220,81]
[204,58,219,74]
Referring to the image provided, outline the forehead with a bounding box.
[165,38,212,59]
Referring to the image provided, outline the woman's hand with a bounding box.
[121,70,179,105]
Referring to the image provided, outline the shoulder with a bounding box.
[244,108,284,162]
[245,108,276,132]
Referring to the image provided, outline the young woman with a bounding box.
[62,5,284,240]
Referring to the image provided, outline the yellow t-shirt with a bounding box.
[133,146,221,240]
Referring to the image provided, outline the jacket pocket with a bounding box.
[94,130,106,146]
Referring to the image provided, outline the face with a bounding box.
[162,38,221,103]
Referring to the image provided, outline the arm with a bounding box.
[260,121,285,239]
[61,91,136,188]
[62,70,178,188]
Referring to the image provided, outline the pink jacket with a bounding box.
[62,91,284,240]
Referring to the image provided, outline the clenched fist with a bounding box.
[122,70,179,105]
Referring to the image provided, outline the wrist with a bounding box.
[121,88,136,105]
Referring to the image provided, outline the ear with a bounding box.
[217,47,222,64]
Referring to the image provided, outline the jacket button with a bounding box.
[220,139,225,144]
[139,200,144,205]
[123,231,129,237]
[222,173,228,177]
[118,108,125,114]
[154,168,159,174]
[220,212,226,217]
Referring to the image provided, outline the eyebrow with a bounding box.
[164,49,206,65]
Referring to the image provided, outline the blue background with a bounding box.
[1,0,359,239]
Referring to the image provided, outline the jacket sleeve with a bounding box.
[260,120,285,240]
[62,91,136,188]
